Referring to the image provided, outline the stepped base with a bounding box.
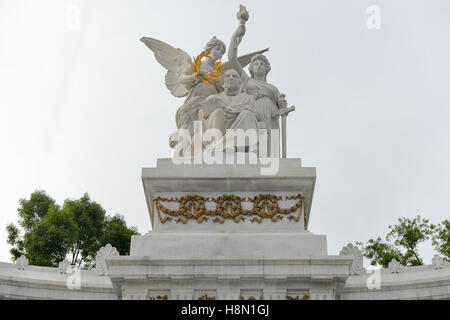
[130,232,327,258]
[104,159,352,300]
[106,253,352,300]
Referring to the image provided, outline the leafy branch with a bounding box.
[357,215,448,268]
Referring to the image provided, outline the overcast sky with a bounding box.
[0,0,449,265]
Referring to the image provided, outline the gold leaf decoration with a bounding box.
[213,217,225,224]
[190,50,211,74]
[189,50,223,84]
[175,217,188,224]
[148,295,168,300]
[287,295,310,301]
[154,194,304,224]
[251,217,263,224]
[204,61,224,84]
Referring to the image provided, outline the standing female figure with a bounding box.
[227,26,288,132]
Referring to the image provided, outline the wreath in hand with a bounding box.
[190,51,224,84]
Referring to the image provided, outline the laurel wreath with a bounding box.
[190,51,224,84]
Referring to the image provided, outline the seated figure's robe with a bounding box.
[201,92,260,152]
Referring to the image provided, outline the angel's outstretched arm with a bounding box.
[228,25,246,77]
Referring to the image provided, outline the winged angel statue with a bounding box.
[141,5,294,157]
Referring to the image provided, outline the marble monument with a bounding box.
[103,5,354,300]
[1,5,449,301]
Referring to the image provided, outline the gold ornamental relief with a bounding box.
[153,194,304,224]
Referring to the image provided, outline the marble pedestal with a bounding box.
[106,158,352,300]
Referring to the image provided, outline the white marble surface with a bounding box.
[1,257,450,300]
[105,255,353,300]
[0,261,116,300]
[142,158,316,232]
[130,232,327,258]
[343,264,450,300]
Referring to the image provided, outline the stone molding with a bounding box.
[95,244,120,276]
[339,243,364,275]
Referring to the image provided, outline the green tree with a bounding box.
[357,237,404,268]
[63,194,106,266]
[6,190,56,261]
[80,214,140,269]
[23,205,78,267]
[432,220,449,261]
[386,216,436,266]
[6,223,25,261]
[17,190,56,232]
[100,214,139,256]
[358,215,437,268]
[6,190,139,268]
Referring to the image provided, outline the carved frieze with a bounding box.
[153,194,304,225]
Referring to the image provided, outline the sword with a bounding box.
[277,95,295,158]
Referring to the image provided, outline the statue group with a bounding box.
[141,5,295,159]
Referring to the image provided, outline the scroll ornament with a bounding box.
[153,194,304,225]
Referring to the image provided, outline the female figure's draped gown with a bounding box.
[244,78,280,131]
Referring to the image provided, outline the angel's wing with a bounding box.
[140,37,191,98]
[222,48,270,71]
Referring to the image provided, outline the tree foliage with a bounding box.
[63,194,106,266]
[358,215,449,268]
[385,216,435,266]
[23,205,78,267]
[17,190,56,232]
[432,220,450,261]
[6,190,139,268]
[6,223,24,261]
[356,237,404,268]
[101,214,138,256]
